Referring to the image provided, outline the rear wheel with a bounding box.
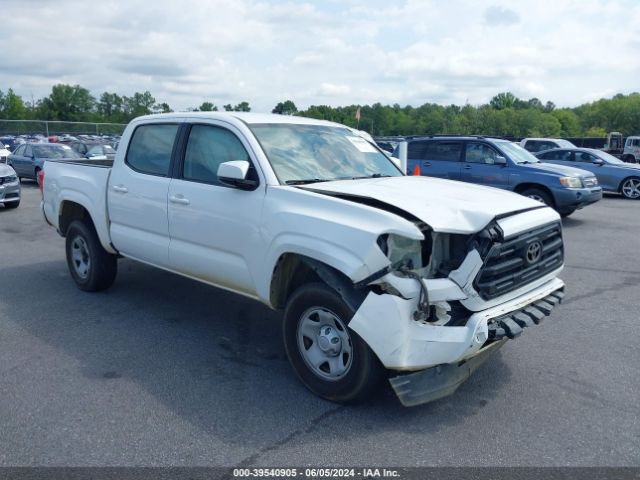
[283,282,382,404]
[620,177,640,199]
[65,220,117,291]
[34,167,41,186]
[560,209,575,218]
[521,188,554,208]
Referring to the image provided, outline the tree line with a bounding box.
[1,83,639,138]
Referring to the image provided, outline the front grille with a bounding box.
[474,222,563,300]
[583,177,598,187]
[0,175,17,185]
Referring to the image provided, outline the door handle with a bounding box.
[422,162,431,166]
[112,184,128,193]
[463,165,472,170]
[169,195,190,205]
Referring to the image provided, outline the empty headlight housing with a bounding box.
[377,234,422,269]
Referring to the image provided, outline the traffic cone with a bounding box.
[412,164,421,176]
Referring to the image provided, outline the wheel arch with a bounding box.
[269,253,367,312]
[57,197,116,254]
[513,182,556,207]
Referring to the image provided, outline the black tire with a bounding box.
[34,167,41,186]
[65,220,117,291]
[521,188,554,208]
[560,209,575,218]
[3,200,19,209]
[619,177,640,200]
[283,282,382,404]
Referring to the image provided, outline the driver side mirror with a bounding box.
[217,160,258,190]
[494,155,507,166]
[593,159,605,166]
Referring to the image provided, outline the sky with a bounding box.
[1,0,639,112]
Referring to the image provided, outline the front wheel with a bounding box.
[3,200,19,209]
[620,177,640,199]
[283,283,382,404]
[520,188,554,208]
[65,220,117,291]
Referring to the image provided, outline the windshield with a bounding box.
[590,149,625,164]
[103,144,116,154]
[496,140,539,164]
[34,145,83,159]
[250,124,402,184]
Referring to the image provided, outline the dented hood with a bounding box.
[300,176,544,234]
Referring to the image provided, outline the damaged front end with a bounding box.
[348,217,566,407]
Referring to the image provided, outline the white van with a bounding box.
[623,136,640,163]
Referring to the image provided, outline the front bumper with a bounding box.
[389,339,507,407]
[349,277,565,406]
[386,286,564,407]
[0,180,21,203]
[552,186,602,213]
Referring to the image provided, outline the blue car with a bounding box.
[535,147,640,200]
[395,136,602,217]
[7,143,83,182]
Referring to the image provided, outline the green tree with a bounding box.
[233,101,251,112]
[37,84,96,121]
[0,88,27,119]
[490,92,518,110]
[198,101,218,111]
[153,102,173,113]
[272,100,298,115]
[98,92,124,121]
[123,91,156,119]
[585,126,607,137]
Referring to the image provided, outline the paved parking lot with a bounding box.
[1,183,639,467]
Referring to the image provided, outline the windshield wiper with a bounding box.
[350,173,392,180]
[285,178,331,185]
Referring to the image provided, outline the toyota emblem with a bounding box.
[526,241,542,264]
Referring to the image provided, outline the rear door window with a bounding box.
[407,140,429,160]
[424,141,462,161]
[125,124,179,176]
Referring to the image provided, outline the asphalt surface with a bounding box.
[0,183,639,467]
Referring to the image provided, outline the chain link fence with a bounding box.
[0,120,126,136]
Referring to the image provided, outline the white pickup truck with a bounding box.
[42,113,565,406]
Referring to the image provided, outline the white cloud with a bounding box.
[318,83,351,97]
[0,0,638,112]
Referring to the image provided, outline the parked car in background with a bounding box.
[622,136,640,164]
[7,143,83,182]
[535,148,640,199]
[1,136,17,152]
[520,138,576,153]
[69,141,117,161]
[0,163,20,208]
[1,144,10,163]
[394,135,602,217]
